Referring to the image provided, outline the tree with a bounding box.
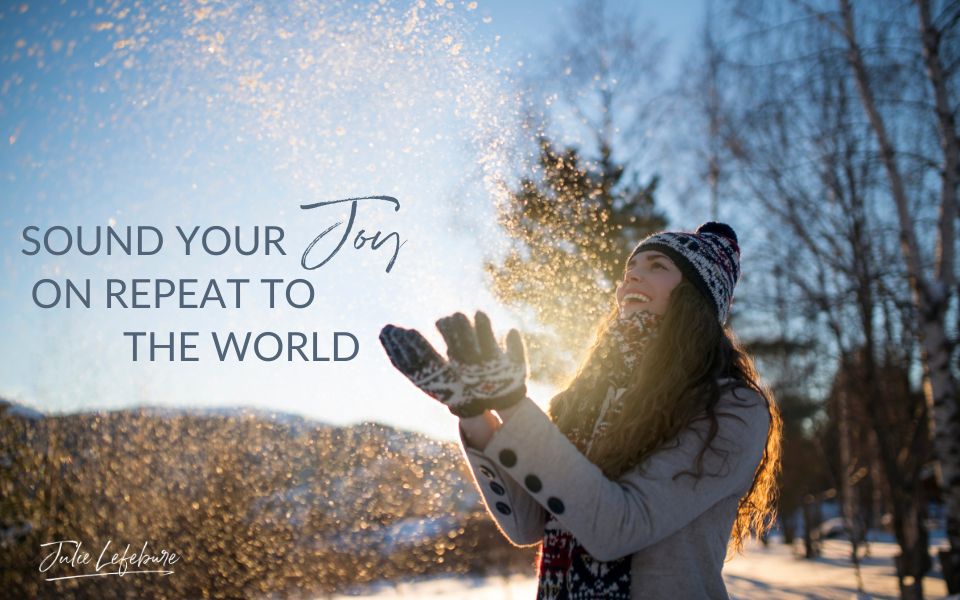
[486,137,665,380]
[487,0,668,378]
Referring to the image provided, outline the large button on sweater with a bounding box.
[546,496,565,514]
[524,474,543,493]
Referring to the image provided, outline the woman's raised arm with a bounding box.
[458,408,547,546]
[481,389,770,561]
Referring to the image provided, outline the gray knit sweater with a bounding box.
[459,381,770,599]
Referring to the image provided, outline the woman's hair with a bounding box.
[548,278,782,554]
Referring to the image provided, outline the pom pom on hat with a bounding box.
[696,221,738,245]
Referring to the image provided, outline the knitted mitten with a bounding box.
[379,311,527,418]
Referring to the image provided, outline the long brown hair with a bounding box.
[548,279,782,554]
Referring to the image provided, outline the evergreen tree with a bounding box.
[486,137,665,382]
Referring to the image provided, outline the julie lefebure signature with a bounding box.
[39,539,180,581]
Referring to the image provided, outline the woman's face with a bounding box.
[615,250,683,317]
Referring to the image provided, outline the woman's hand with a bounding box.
[379,310,528,418]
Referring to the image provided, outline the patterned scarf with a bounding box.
[537,311,661,600]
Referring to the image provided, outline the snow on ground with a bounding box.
[725,538,948,599]
[330,574,537,599]
[329,537,951,599]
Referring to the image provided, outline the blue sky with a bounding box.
[0,0,704,440]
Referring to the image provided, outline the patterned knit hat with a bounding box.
[629,222,741,325]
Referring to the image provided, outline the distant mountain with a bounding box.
[0,399,536,599]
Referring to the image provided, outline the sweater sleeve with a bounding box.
[481,389,770,561]
[457,422,547,546]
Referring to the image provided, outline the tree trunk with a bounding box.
[871,439,884,532]
[919,315,960,593]
[915,1,960,590]
[783,513,796,545]
[802,495,821,559]
[892,485,930,600]
[837,378,865,593]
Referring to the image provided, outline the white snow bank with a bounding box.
[328,537,952,599]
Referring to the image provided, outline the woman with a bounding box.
[379,222,782,599]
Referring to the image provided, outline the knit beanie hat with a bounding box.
[629,222,741,325]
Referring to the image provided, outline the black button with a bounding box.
[495,501,512,515]
[489,481,505,496]
[547,497,565,514]
[524,474,542,493]
[498,449,517,468]
[478,466,495,479]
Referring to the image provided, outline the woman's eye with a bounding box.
[652,262,665,270]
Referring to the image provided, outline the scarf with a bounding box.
[537,311,661,600]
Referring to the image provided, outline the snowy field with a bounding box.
[330,538,951,599]
[724,537,949,599]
